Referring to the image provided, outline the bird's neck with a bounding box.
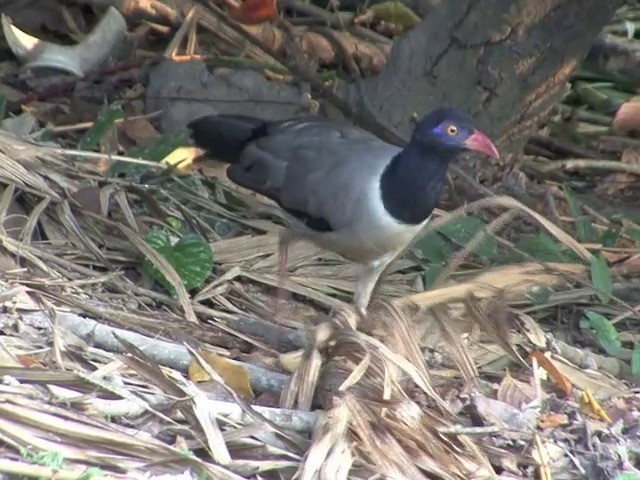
[379,141,454,225]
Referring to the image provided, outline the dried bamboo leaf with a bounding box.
[401,262,588,308]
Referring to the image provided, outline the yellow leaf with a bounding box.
[161,146,201,171]
[188,352,254,400]
[580,388,612,424]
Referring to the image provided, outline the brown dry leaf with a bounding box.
[118,118,159,145]
[530,350,573,397]
[537,413,569,429]
[188,352,255,401]
[70,185,107,217]
[580,388,613,423]
[496,372,538,408]
[600,250,635,264]
[472,393,537,431]
[228,0,278,25]
[621,253,640,267]
[22,102,70,126]
[516,312,547,348]
[540,353,626,399]
[16,354,44,368]
[612,97,640,134]
[601,148,640,194]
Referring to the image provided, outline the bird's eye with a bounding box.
[446,125,458,136]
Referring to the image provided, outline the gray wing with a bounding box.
[235,118,401,231]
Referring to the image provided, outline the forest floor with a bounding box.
[0,1,639,479]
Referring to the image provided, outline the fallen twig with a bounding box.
[527,157,640,176]
[11,310,289,394]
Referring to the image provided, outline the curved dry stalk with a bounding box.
[431,305,479,382]
[398,262,589,308]
[418,195,593,262]
[434,208,521,286]
[280,322,334,410]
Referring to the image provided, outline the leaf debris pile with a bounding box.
[0,1,640,479]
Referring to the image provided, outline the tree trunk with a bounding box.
[340,0,625,162]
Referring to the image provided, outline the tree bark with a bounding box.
[341,0,626,161]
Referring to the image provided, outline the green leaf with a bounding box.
[631,342,640,377]
[77,468,106,480]
[145,228,172,252]
[600,225,622,248]
[615,473,640,480]
[415,231,452,264]
[437,216,498,260]
[526,285,551,305]
[0,94,6,121]
[143,229,174,293]
[143,229,213,295]
[166,216,183,232]
[573,81,625,114]
[624,224,640,246]
[563,184,596,242]
[369,1,421,29]
[171,233,214,290]
[584,311,621,357]
[514,232,575,263]
[107,131,190,179]
[593,85,634,103]
[422,264,445,289]
[79,104,124,151]
[590,253,613,304]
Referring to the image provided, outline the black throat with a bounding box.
[379,142,455,225]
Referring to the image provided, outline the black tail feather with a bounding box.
[187,114,268,163]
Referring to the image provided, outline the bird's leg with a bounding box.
[353,253,395,322]
[271,230,295,320]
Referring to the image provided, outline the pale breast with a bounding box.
[301,173,430,263]
[311,223,424,263]
[281,144,426,264]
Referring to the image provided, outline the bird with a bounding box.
[188,108,499,319]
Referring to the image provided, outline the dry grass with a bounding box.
[1,3,640,479]
[0,126,637,478]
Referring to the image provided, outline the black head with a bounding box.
[410,107,499,159]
